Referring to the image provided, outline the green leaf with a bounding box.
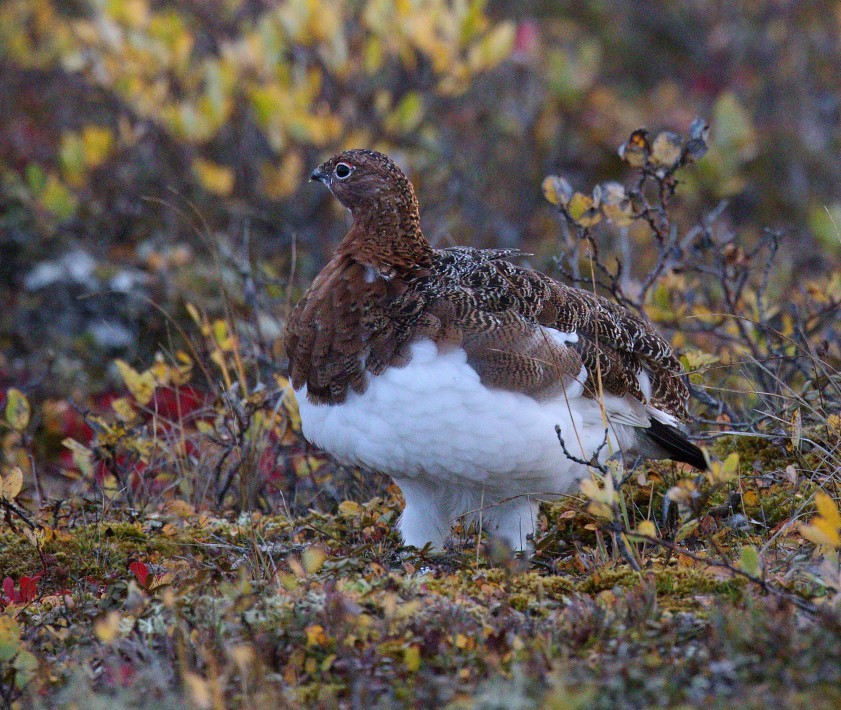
[385,92,424,135]
[721,452,740,478]
[713,92,757,159]
[39,174,78,220]
[5,387,30,432]
[62,438,94,477]
[739,545,760,577]
[0,616,22,662]
[13,649,38,689]
[25,163,47,193]
[807,204,841,254]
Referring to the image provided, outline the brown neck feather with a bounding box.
[336,183,433,274]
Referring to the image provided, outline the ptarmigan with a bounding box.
[285,149,705,551]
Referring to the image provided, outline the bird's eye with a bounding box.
[335,162,352,180]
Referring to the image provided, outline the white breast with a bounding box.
[294,338,638,496]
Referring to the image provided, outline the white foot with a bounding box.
[395,479,451,550]
[482,498,539,552]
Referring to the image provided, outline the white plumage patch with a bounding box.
[295,335,663,550]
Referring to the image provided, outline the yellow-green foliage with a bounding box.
[0,0,513,213]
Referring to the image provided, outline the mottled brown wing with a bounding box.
[285,255,412,404]
[458,309,585,400]
[416,251,690,419]
[494,261,690,419]
[400,249,586,399]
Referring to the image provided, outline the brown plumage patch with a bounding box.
[285,149,691,420]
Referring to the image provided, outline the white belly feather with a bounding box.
[293,337,664,549]
[294,337,645,496]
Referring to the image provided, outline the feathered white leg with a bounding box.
[394,479,451,550]
[482,497,539,552]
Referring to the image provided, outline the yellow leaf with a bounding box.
[542,175,572,206]
[62,438,94,477]
[815,492,841,530]
[800,521,841,548]
[338,500,362,517]
[114,359,156,405]
[59,132,85,185]
[196,421,214,434]
[581,471,618,521]
[5,388,30,432]
[184,672,212,710]
[211,319,235,351]
[81,125,114,168]
[650,131,683,170]
[722,452,739,477]
[467,22,515,71]
[680,349,721,385]
[708,452,739,485]
[384,91,424,135]
[404,645,421,672]
[742,490,759,507]
[111,397,136,423]
[567,192,602,227]
[192,158,234,197]
[600,181,635,226]
[94,611,121,644]
[567,192,592,220]
[305,624,328,647]
[39,173,77,220]
[185,303,203,327]
[173,351,194,386]
[1,467,23,500]
[365,37,384,72]
[301,546,327,575]
[635,520,657,538]
[149,356,171,386]
[261,151,304,200]
[789,409,802,452]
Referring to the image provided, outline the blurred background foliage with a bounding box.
[1,5,840,702]
[0,1,839,451]
[2,0,840,389]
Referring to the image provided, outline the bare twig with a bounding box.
[555,425,609,475]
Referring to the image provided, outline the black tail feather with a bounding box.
[644,419,708,470]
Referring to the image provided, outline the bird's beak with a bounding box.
[310,167,328,183]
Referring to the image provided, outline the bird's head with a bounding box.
[310,149,418,217]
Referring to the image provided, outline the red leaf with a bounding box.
[2,576,15,602]
[19,575,39,602]
[129,561,149,588]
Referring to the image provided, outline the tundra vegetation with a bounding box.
[0,1,839,707]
